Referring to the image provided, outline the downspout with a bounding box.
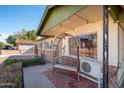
[103,5,109,88]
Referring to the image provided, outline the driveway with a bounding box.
[23,63,55,88]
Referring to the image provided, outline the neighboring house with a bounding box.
[15,40,37,55]
[36,5,124,87]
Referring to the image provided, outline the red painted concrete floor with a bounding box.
[43,69,97,88]
[43,66,117,88]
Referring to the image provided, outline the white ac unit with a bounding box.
[80,58,102,87]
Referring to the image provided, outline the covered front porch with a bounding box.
[37,5,124,88]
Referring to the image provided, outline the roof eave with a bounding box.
[36,5,56,36]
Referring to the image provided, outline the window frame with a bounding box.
[68,32,97,59]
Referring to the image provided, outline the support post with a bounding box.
[77,43,80,82]
[103,5,109,88]
[41,38,43,59]
[40,37,46,63]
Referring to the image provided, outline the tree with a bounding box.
[6,35,16,45]
[26,30,36,40]
[14,29,28,40]
[0,41,5,48]
[6,29,37,45]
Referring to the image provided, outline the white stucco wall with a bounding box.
[18,44,35,50]
[117,24,124,86]
[62,16,118,66]
[41,38,54,51]
[42,16,118,66]
[108,16,118,66]
[18,44,35,54]
[65,20,103,62]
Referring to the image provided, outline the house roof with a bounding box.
[37,5,124,37]
[36,5,87,36]
[15,40,36,45]
[36,5,56,36]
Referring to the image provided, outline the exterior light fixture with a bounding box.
[108,7,111,11]
[116,20,119,23]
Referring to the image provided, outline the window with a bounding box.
[38,42,42,49]
[79,33,97,58]
[69,33,97,59]
[44,42,49,49]
[44,40,53,49]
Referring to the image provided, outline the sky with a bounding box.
[0,5,46,42]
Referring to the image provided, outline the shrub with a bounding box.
[15,76,22,88]
[0,62,22,88]
[5,59,20,65]
[22,56,45,67]
[4,56,45,67]
[0,41,5,48]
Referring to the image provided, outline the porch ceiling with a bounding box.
[43,5,103,36]
[37,5,87,36]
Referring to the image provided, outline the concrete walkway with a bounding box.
[23,63,55,88]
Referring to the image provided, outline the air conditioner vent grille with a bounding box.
[82,62,91,73]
